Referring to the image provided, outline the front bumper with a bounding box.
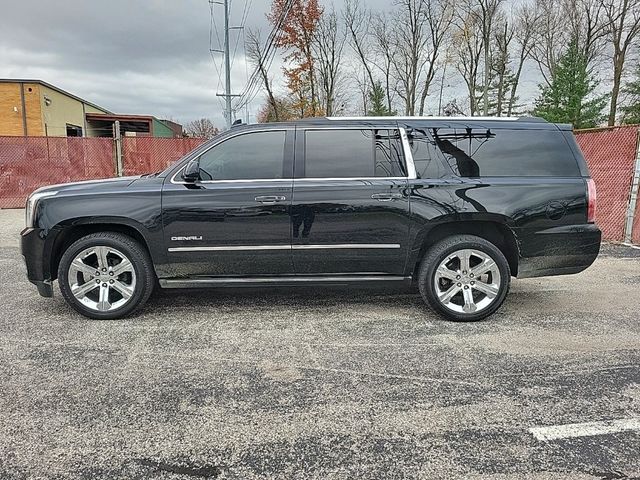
[516,223,602,278]
[21,227,54,297]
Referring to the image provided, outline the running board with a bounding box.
[159,275,412,289]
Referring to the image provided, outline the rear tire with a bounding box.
[58,232,155,320]
[418,235,510,322]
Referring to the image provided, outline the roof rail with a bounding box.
[324,116,548,123]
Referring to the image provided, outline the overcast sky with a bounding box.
[0,0,367,126]
[1,0,543,128]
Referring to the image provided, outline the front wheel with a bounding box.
[58,232,155,320]
[418,235,511,322]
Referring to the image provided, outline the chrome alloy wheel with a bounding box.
[433,248,501,314]
[67,246,136,312]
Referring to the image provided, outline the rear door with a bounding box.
[291,125,413,275]
[161,128,294,277]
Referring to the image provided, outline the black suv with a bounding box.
[21,116,601,321]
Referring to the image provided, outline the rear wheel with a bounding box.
[58,232,155,319]
[418,235,510,322]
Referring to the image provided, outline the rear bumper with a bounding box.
[516,224,601,278]
[21,227,54,297]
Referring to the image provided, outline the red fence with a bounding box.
[0,136,206,208]
[122,137,206,176]
[0,136,114,208]
[1,130,639,244]
[575,126,640,244]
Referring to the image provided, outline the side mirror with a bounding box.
[182,159,200,183]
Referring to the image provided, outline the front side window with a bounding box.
[198,130,286,181]
[304,129,406,178]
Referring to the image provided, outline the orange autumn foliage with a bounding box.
[268,0,323,118]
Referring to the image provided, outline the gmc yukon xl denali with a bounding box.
[21,116,601,321]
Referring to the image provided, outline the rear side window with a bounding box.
[431,128,580,177]
[304,129,406,178]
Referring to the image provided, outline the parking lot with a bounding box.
[1,208,639,479]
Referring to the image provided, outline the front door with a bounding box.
[161,128,294,277]
[291,126,412,275]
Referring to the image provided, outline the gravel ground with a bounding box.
[1,208,639,479]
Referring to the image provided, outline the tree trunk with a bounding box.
[608,54,624,126]
[385,70,393,113]
[419,63,436,116]
[259,65,279,121]
[483,36,489,116]
[508,54,525,116]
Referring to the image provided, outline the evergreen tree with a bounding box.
[367,82,395,116]
[621,63,640,125]
[475,71,523,117]
[532,40,608,129]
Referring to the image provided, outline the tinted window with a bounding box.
[407,130,450,179]
[198,130,286,180]
[431,128,580,177]
[304,129,406,178]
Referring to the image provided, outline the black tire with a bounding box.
[417,235,510,322]
[58,232,155,320]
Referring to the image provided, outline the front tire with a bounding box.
[58,232,155,319]
[418,235,511,322]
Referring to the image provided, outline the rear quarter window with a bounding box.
[433,128,581,177]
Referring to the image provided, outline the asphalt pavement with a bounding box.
[1,208,639,479]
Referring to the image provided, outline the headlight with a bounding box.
[25,190,58,228]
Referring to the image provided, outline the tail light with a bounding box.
[587,178,597,223]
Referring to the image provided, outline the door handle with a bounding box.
[255,195,286,204]
[371,193,403,202]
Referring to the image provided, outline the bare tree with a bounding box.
[566,0,609,64]
[604,0,640,125]
[475,0,504,115]
[418,0,454,115]
[508,2,537,115]
[371,12,397,114]
[530,0,566,85]
[452,0,484,115]
[246,29,280,122]
[491,16,515,116]
[185,118,219,139]
[313,8,347,116]
[389,0,432,115]
[531,0,608,85]
[343,0,376,112]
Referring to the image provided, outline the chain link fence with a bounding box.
[122,137,206,176]
[1,129,639,244]
[0,136,206,209]
[575,125,640,244]
[0,136,114,208]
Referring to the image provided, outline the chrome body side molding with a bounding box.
[168,244,402,253]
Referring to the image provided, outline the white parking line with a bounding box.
[530,418,640,441]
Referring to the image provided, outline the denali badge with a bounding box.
[171,236,203,241]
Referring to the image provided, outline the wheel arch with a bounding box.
[47,218,156,281]
[410,220,520,279]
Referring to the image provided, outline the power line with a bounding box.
[234,2,287,105]
[232,0,293,113]
[230,0,251,71]
[209,0,225,110]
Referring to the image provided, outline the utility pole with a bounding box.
[222,0,232,129]
[213,0,242,128]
